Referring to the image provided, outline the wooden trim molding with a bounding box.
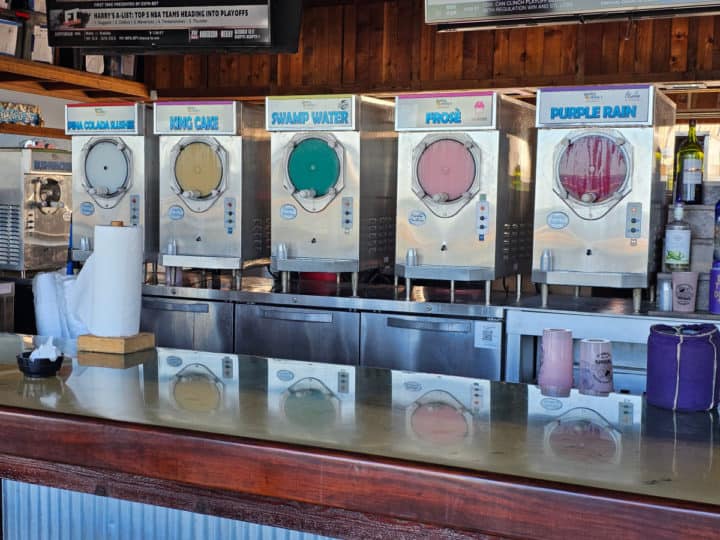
[0,407,717,540]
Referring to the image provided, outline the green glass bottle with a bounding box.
[675,119,704,204]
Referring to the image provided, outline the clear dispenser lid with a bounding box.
[557,134,629,204]
[84,140,130,196]
[416,139,477,202]
[174,141,224,199]
[287,137,341,197]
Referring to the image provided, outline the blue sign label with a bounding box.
[168,205,185,221]
[280,204,298,220]
[66,120,135,132]
[549,105,637,121]
[169,115,219,131]
[80,202,95,216]
[409,210,427,226]
[547,211,569,230]
[425,108,462,125]
[33,160,71,172]
[270,110,349,127]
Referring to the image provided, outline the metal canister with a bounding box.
[540,249,553,272]
[709,262,720,314]
[657,279,673,312]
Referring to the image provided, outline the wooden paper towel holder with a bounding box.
[77,333,156,354]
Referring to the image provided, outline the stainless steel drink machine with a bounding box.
[266,95,397,295]
[67,102,158,263]
[155,101,270,289]
[394,92,535,304]
[532,85,675,312]
[0,149,72,274]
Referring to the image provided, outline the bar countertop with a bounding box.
[0,334,718,539]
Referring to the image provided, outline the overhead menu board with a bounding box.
[46,0,295,52]
[426,0,720,26]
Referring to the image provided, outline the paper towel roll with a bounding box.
[80,225,143,337]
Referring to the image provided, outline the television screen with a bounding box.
[426,0,720,27]
[47,0,302,53]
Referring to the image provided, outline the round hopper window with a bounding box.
[287,138,341,197]
[410,402,469,445]
[174,142,223,199]
[557,134,629,204]
[416,139,476,202]
[547,419,618,464]
[84,140,130,197]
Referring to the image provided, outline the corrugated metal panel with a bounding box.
[3,480,336,540]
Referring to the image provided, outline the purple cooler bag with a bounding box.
[647,324,720,411]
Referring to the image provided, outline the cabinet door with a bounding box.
[235,304,359,365]
[141,298,234,353]
[360,313,502,380]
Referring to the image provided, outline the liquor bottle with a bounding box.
[664,203,691,272]
[675,119,704,204]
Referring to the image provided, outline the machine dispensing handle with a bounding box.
[261,310,333,323]
[142,299,210,313]
[386,317,471,334]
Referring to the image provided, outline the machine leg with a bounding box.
[336,273,341,286]
[450,280,456,303]
[633,288,642,313]
[574,286,581,298]
[201,270,207,289]
[351,272,359,297]
[516,273,522,303]
[649,285,656,304]
[405,278,412,301]
[281,271,289,293]
[151,261,158,285]
[541,283,549,308]
[394,275,399,289]
[485,280,491,306]
[232,269,242,291]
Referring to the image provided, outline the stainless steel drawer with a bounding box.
[360,312,502,379]
[235,304,359,365]
[141,298,234,353]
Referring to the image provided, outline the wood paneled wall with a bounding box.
[144,0,720,107]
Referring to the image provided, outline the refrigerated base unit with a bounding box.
[235,303,359,365]
[394,92,536,304]
[531,85,676,312]
[140,297,234,353]
[360,312,502,380]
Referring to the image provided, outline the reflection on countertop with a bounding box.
[0,333,718,508]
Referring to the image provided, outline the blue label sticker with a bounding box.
[547,211,570,230]
[168,205,185,221]
[403,381,422,392]
[166,355,183,368]
[280,204,298,220]
[408,210,427,226]
[277,369,295,382]
[80,202,95,216]
[540,398,564,411]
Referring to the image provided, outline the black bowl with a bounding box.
[17,352,64,378]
